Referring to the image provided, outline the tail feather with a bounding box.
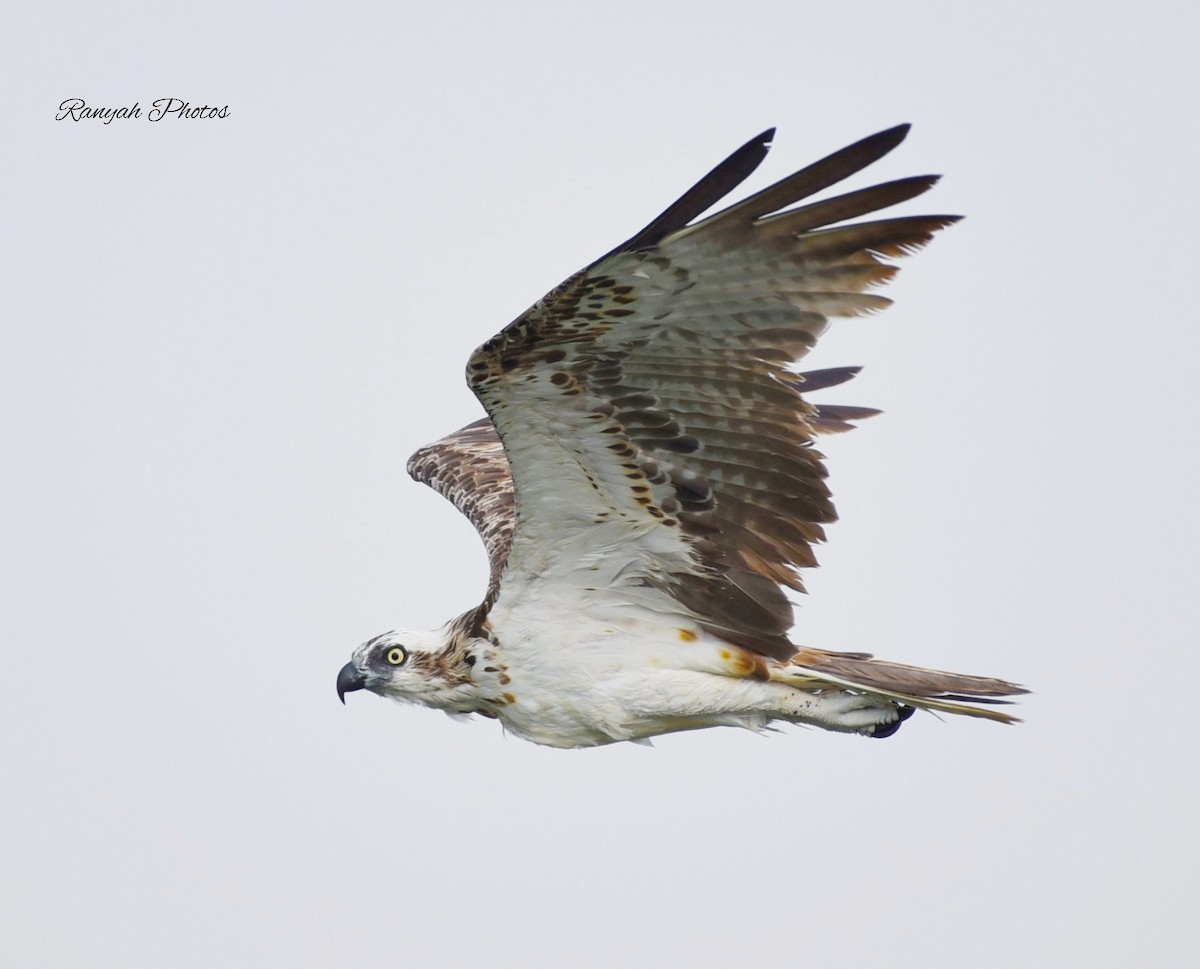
[779,647,1028,725]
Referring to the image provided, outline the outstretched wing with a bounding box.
[465,125,957,660]
[407,371,876,607]
[406,419,515,602]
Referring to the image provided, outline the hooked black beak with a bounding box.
[337,662,368,704]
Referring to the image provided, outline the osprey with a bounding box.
[336,125,1026,747]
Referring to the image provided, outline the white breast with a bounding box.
[484,599,781,747]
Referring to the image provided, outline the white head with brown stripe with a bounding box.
[337,625,483,711]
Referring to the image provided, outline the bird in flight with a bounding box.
[336,125,1026,747]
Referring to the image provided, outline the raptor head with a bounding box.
[336,628,450,706]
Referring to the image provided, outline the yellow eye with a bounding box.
[385,645,408,666]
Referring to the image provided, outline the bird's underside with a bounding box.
[336,124,1027,747]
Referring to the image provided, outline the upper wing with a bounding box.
[465,125,958,660]
[406,418,515,603]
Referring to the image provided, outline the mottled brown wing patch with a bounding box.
[406,419,515,605]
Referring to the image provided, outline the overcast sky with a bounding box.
[4,2,1198,966]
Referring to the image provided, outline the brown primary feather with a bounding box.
[672,124,915,245]
[604,128,776,258]
[753,175,942,239]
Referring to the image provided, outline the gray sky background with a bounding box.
[4,2,1197,966]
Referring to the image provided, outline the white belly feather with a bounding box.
[480,601,891,747]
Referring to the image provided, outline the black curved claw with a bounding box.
[869,704,915,739]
